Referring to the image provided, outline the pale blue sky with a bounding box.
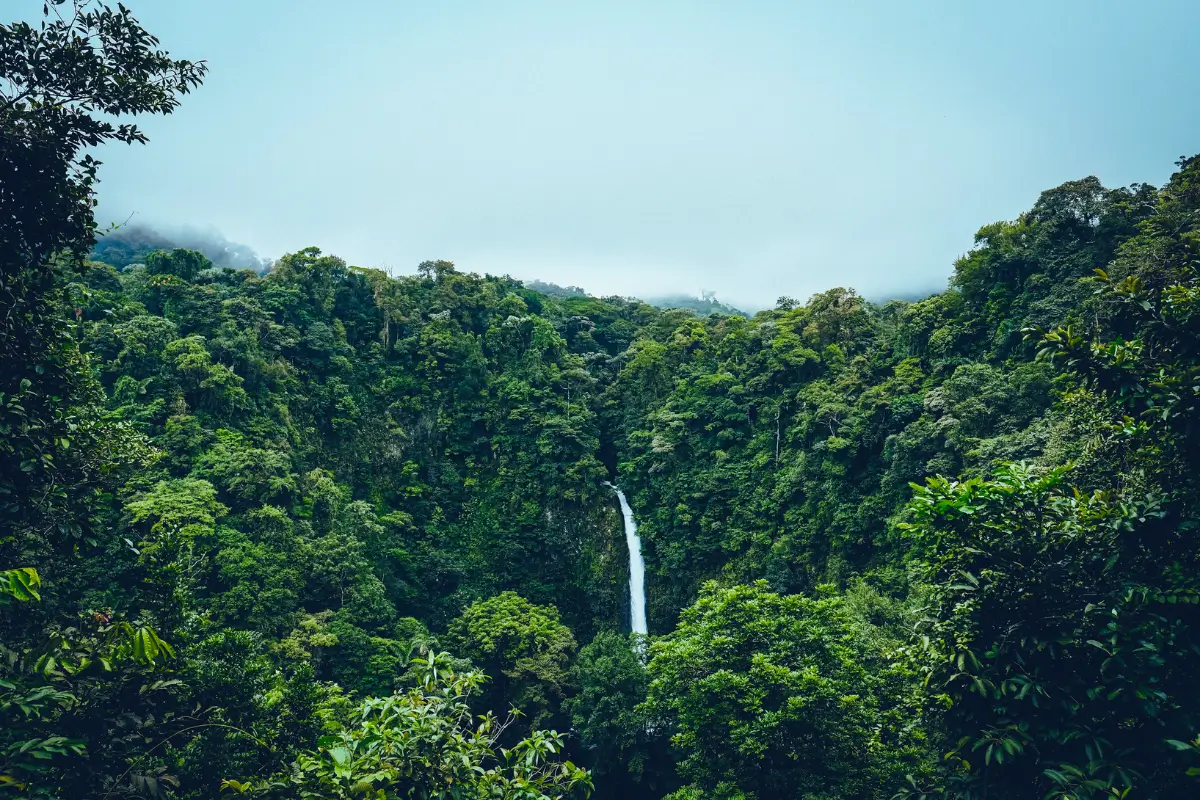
[90,0,1199,308]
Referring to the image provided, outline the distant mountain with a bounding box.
[91,223,270,272]
[644,292,746,317]
[523,279,589,299]
[863,285,944,304]
[523,280,745,317]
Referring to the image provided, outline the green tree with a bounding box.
[223,651,591,799]
[0,578,179,797]
[1,0,205,550]
[644,581,925,800]
[568,631,669,797]
[899,162,1200,798]
[902,463,1200,798]
[446,592,577,731]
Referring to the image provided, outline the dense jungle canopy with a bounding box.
[3,3,1200,799]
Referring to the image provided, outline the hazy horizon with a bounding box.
[88,0,1200,309]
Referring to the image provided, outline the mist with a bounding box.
[91,1,1200,309]
[92,223,270,272]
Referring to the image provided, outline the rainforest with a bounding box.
[5,3,1200,800]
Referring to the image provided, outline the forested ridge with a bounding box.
[5,3,1200,799]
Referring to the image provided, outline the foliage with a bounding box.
[900,157,1200,798]
[1,3,206,797]
[1,0,205,545]
[446,592,577,732]
[609,175,1158,631]
[1,602,179,797]
[567,632,667,794]
[643,581,929,799]
[223,651,591,799]
[7,2,1200,796]
[0,568,40,604]
[901,464,1199,797]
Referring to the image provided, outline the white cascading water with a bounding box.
[606,482,648,635]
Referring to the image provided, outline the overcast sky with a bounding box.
[89,0,1199,310]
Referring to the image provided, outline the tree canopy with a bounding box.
[4,2,1200,798]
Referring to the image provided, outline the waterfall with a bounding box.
[606,482,648,635]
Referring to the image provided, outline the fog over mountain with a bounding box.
[92,223,270,272]
[92,1,1200,309]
